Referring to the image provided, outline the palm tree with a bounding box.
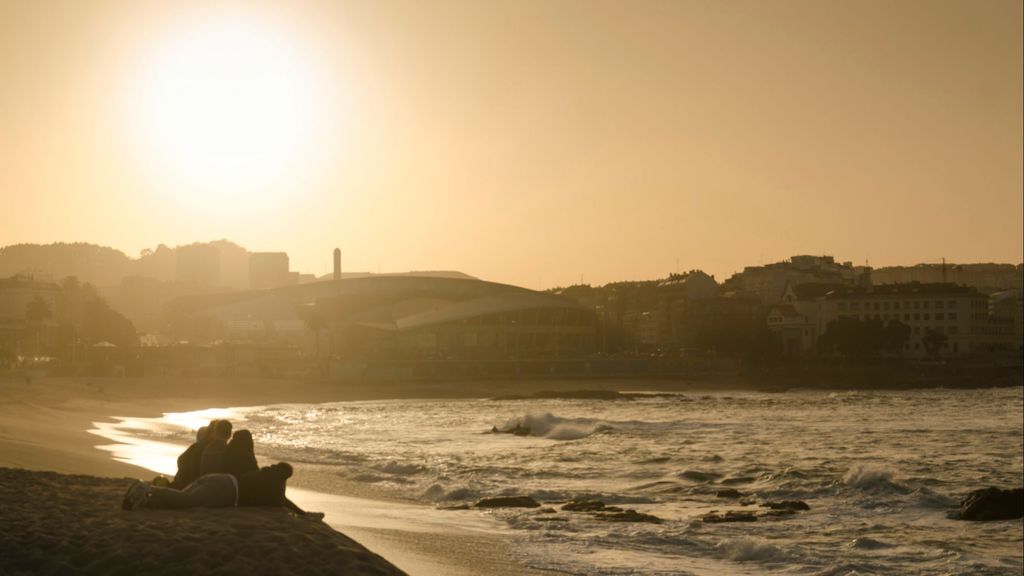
[25,295,52,356]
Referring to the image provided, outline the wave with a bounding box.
[715,537,791,563]
[493,412,606,440]
[848,536,892,550]
[373,461,424,476]
[843,464,905,492]
[421,483,482,502]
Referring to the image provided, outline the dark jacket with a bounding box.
[222,430,259,477]
[237,466,304,514]
[199,438,228,476]
[170,443,205,489]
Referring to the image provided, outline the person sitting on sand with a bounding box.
[123,462,323,520]
[222,429,259,477]
[170,425,210,489]
[199,419,232,476]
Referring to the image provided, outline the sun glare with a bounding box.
[132,17,320,210]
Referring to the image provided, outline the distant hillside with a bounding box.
[0,240,250,287]
[0,243,132,286]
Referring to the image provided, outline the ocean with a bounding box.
[96,386,1024,575]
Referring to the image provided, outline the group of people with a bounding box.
[121,419,322,520]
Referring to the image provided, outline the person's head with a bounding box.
[266,462,293,481]
[229,429,254,450]
[213,419,233,439]
[195,426,208,443]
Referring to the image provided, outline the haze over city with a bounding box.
[2,0,1021,288]
[1,2,1022,576]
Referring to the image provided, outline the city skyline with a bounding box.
[2,0,1021,289]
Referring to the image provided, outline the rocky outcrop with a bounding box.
[474,496,540,508]
[595,510,662,524]
[760,500,810,511]
[560,500,660,523]
[702,510,757,523]
[959,487,1024,521]
[489,425,532,436]
[562,500,620,512]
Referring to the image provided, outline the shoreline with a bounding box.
[2,373,1020,575]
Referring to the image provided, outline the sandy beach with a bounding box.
[0,467,404,575]
[0,373,711,575]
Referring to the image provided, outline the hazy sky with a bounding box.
[1,0,1021,288]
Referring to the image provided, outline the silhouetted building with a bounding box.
[249,252,291,290]
[168,274,598,363]
[333,249,341,281]
[872,263,1023,294]
[989,289,1024,350]
[0,274,59,356]
[723,255,869,304]
[779,282,1016,356]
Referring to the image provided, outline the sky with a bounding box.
[1,0,1021,289]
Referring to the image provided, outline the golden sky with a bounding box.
[1,0,1021,288]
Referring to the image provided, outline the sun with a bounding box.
[131,16,320,210]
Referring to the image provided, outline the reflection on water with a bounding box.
[89,407,238,475]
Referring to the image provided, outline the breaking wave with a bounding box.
[494,412,606,440]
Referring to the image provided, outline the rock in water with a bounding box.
[562,500,610,512]
[702,511,757,523]
[595,510,662,524]
[716,489,744,499]
[760,500,810,511]
[959,487,1024,521]
[474,496,541,508]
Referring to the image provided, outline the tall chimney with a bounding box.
[333,248,341,281]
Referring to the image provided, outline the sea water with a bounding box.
[102,387,1024,575]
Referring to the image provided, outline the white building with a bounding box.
[769,282,1015,357]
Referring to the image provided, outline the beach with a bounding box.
[0,467,403,575]
[3,374,1021,575]
[0,373,695,575]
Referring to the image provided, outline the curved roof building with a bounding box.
[170,274,598,360]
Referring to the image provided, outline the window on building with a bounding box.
[873,302,880,310]
[883,302,890,310]
[923,301,930,309]
[904,313,910,321]
[949,312,957,320]
[923,313,930,321]
[948,300,956,308]
[935,301,944,309]
[949,326,957,335]
[913,326,920,334]
[914,313,920,320]
[914,301,920,309]
[936,313,944,321]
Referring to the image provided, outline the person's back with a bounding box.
[170,426,208,489]
[222,429,259,477]
[199,419,233,476]
[237,463,304,514]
